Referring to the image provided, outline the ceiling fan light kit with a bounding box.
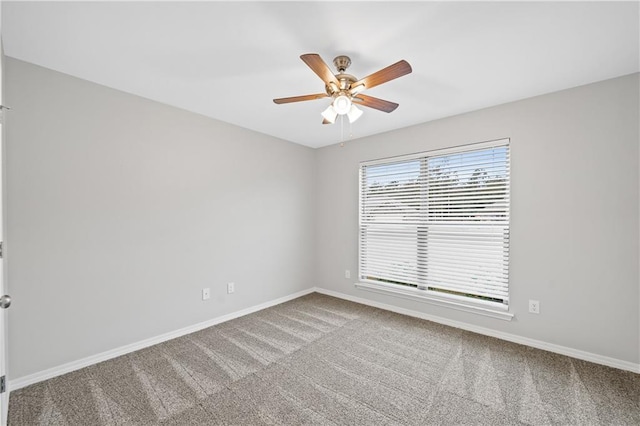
[322,101,363,125]
[332,94,352,115]
[321,105,338,124]
[347,104,364,122]
[273,53,412,126]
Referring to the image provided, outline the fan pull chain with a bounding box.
[338,116,355,148]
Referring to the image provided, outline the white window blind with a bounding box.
[359,139,510,306]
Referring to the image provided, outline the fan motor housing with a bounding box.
[333,55,352,72]
[325,73,357,95]
[323,55,357,95]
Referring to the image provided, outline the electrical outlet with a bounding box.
[227,282,235,294]
[202,288,210,300]
[345,270,351,279]
[529,300,540,314]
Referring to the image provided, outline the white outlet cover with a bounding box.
[345,270,351,279]
[227,282,235,294]
[202,288,210,300]
[529,300,540,314]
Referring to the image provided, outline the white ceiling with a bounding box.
[2,1,638,148]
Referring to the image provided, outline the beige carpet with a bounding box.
[8,293,640,425]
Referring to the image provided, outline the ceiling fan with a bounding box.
[273,54,412,125]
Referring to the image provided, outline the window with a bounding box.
[359,139,510,309]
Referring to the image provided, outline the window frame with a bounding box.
[357,138,513,320]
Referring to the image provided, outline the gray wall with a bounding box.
[5,58,316,379]
[315,73,640,365]
[5,56,639,380]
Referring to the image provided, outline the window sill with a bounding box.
[354,281,514,321]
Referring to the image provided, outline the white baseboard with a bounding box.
[9,285,639,394]
[9,288,316,392]
[314,287,640,374]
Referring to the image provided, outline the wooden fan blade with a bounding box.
[273,93,328,104]
[322,118,332,125]
[300,54,340,87]
[352,94,399,113]
[352,60,412,91]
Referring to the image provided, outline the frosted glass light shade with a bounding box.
[333,95,352,115]
[347,105,363,123]
[321,105,338,123]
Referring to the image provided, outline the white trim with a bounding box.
[9,285,639,393]
[8,288,315,391]
[355,281,514,321]
[361,137,510,166]
[315,287,640,374]
[358,140,511,308]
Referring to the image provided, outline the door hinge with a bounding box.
[0,241,3,259]
[1,376,6,393]
[0,105,11,125]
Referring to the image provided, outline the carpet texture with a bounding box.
[8,293,640,425]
